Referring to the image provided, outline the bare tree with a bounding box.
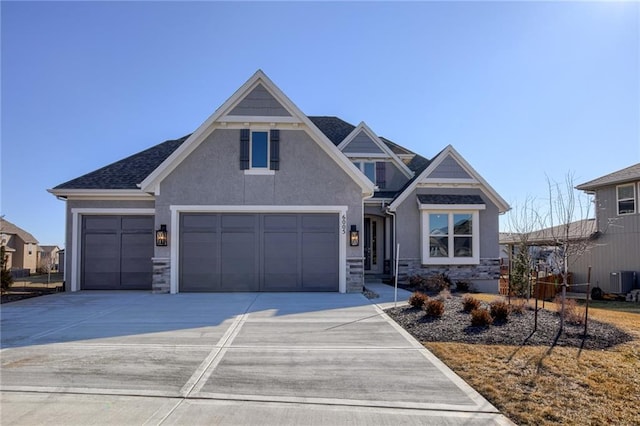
[504,196,541,300]
[544,172,595,331]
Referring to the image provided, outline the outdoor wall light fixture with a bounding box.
[349,225,360,246]
[155,224,168,247]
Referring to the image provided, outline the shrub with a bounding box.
[455,280,472,292]
[408,291,428,308]
[1,246,12,293]
[553,295,585,325]
[424,299,445,318]
[462,295,481,313]
[470,308,493,326]
[424,273,452,292]
[409,275,426,288]
[490,300,510,322]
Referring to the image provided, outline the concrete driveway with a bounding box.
[1,290,512,425]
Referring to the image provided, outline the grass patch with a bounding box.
[422,295,640,425]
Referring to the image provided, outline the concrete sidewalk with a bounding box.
[1,291,512,425]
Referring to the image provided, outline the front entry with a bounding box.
[364,216,384,274]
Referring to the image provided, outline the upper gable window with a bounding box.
[240,129,280,174]
[617,183,636,215]
[251,132,268,168]
[353,161,386,189]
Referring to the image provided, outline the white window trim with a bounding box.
[249,129,270,171]
[419,205,484,265]
[353,161,376,185]
[616,183,636,216]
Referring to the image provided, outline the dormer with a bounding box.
[337,122,413,191]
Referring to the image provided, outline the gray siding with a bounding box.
[157,128,363,260]
[394,187,500,260]
[228,84,291,117]
[571,184,640,292]
[342,131,384,154]
[384,161,411,191]
[429,156,471,179]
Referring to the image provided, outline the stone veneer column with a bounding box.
[346,258,364,293]
[151,257,171,294]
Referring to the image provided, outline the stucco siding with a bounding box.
[429,156,471,179]
[157,128,364,259]
[228,84,291,117]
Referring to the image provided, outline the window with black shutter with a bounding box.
[376,161,386,189]
[270,129,280,170]
[240,129,250,170]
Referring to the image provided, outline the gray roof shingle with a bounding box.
[53,116,431,195]
[417,194,485,205]
[54,134,190,190]
[576,163,640,191]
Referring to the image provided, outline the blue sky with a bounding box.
[2,1,638,248]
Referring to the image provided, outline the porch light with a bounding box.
[155,224,168,247]
[349,225,360,247]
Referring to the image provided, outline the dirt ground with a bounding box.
[1,273,64,304]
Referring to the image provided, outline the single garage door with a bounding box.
[180,213,338,292]
[81,215,154,290]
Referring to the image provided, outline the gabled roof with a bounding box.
[308,116,355,146]
[389,145,510,213]
[51,135,190,191]
[576,163,640,191]
[0,218,39,244]
[138,70,374,195]
[337,122,413,178]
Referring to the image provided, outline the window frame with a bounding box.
[419,206,483,265]
[616,183,636,216]
[245,129,275,175]
[352,161,376,185]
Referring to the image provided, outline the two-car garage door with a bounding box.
[179,213,339,292]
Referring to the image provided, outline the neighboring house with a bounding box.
[0,218,40,273]
[49,70,509,294]
[38,245,61,272]
[573,163,640,293]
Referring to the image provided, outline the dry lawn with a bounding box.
[424,295,640,425]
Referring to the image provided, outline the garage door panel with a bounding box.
[179,212,337,292]
[81,216,153,290]
[120,233,153,289]
[180,230,219,292]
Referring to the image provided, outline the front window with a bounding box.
[617,184,636,215]
[251,131,269,168]
[352,161,376,184]
[422,211,480,265]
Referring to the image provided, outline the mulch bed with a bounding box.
[1,288,62,304]
[385,294,633,350]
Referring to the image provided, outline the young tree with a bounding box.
[505,197,541,299]
[544,172,595,331]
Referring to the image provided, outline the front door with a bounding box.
[364,216,383,274]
